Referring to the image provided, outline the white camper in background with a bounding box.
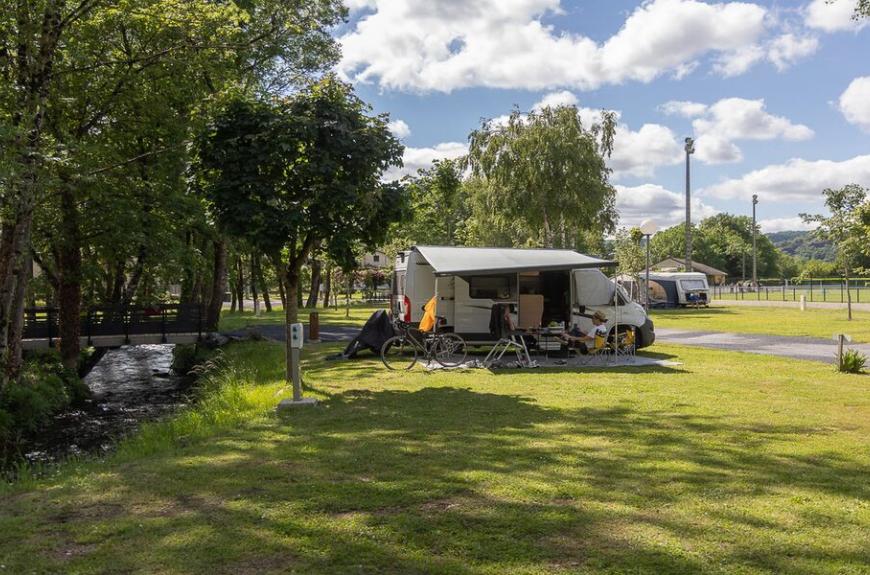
[391,246,655,348]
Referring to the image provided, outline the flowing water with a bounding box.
[16,344,196,467]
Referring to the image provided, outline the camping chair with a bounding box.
[614,329,637,362]
[483,304,536,368]
[581,333,614,365]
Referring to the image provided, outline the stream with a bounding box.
[17,344,197,467]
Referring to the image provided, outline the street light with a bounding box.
[639,219,658,310]
[752,194,758,288]
[684,137,695,273]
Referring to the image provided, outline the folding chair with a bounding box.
[483,304,536,368]
[582,333,613,365]
[614,329,637,363]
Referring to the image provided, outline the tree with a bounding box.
[802,184,867,320]
[0,0,347,381]
[195,77,405,381]
[466,105,617,248]
[614,228,646,280]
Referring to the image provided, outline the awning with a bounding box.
[413,246,616,276]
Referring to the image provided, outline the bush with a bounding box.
[171,344,216,375]
[839,349,867,374]
[0,350,90,445]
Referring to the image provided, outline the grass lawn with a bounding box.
[651,305,870,343]
[219,303,387,332]
[1,341,868,574]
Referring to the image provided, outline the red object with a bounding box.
[403,295,411,322]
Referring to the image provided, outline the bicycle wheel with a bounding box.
[433,333,468,367]
[381,336,418,370]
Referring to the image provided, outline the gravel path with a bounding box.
[655,327,870,364]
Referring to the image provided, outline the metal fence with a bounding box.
[711,280,870,304]
[23,304,204,346]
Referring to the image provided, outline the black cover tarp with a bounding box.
[343,310,396,358]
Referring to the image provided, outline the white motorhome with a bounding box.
[391,246,655,349]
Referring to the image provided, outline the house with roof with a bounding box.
[652,257,728,285]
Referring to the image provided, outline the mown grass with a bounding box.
[651,305,870,343]
[1,340,868,574]
[219,303,386,332]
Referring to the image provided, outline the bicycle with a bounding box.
[381,316,467,370]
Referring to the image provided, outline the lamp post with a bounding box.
[751,194,758,288]
[640,219,658,310]
[684,137,695,272]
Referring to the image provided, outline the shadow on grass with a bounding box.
[10,385,868,574]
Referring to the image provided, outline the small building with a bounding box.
[360,250,389,269]
[652,257,727,286]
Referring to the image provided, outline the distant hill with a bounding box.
[767,230,836,262]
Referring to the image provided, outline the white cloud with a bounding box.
[387,119,411,139]
[339,0,772,93]
[767,33,819,71]
[660,100,708,118]
[610,124,683,180]
[700,154,870,201]
[383,141,468,180]
[689,98,814,164]
[805,0,867,32]
[839,76,870,132]
[759,217,819,233]
[712,45,765,77]
[616,183,718,228]
[532,90,579,111]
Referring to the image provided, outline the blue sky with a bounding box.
[335,0,870,232]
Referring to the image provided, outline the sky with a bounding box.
[334,0,870,233]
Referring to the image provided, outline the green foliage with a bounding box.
[195,77,406,275]
[650,214,781,279]
[767,231,836,262]
[388,159,468,248]
[798,259,839,280]
[171,344,216,376]
[614,228,646,278]
[0,352,88,444]
[467,105,617,248]
[838,349,867,374]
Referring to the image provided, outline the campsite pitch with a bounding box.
[2,340,868,574]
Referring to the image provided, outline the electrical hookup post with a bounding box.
[277,322,317,410]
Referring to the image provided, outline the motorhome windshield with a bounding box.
[680,279,707,291]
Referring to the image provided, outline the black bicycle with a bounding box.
[381,317,467,370]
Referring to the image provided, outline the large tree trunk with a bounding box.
[204,238,227,332]
[306,259,322,308]
[250,252,259,315]
[322,265,332,309]
[254,254,272,312]
[235,255,245,313]
[57,183,83,370]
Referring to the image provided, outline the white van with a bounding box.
[391,246,655,349]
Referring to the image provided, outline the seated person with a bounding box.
[559,311,608,354]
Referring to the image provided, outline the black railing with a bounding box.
[23,304,204,345]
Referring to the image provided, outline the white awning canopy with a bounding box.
[413,246,616,276]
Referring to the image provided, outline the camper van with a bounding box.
[641,271,710,308]
[391,246,655,349]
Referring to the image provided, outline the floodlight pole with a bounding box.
[751,194,758,288]
[684,137,695,273]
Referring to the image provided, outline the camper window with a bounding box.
[468,275,515,300]
[680,279,706,291]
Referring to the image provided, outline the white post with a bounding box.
[800,295,806,311]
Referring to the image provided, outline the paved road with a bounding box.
[655,327,870,364]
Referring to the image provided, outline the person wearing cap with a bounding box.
[559,311,608,353]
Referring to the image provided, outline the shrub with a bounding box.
[171,344,217,375]
[0,350,90,445]
[839,349,867,374]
